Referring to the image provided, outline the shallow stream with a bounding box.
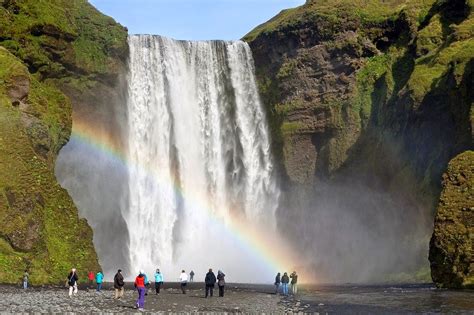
[295,284,474,314]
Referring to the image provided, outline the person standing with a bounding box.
[23,270,29,289]
[217,270,226,297]
[154,269,163,294]
[189,270,195,282]
[114,269,125,299]
[96,271,104,292]
[143,272,150,295]
[179,270,188,294]
[67,268,79,297]
[290,271,298,295]
[274,272,281,294]
[281,272,289,296]
[134,270,146,310]
[204,268,216,298]
[88,271,94,288]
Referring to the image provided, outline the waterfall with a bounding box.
[125,35,279,281]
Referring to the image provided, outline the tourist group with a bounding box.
[66,268,225,311]
[274,271,298,296]
[21,268,298,311]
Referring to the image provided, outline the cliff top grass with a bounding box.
[0,0,128,77]
[244,0,423,42]
[0,0,76,36]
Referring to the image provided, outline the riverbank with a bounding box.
[1,283,473,313]
[0,283,289,313]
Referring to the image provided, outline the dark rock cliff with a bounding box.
[0,0,128,284]
[245,0,473,286]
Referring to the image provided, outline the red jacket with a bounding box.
[135,275,145,288]
[88,272,94,281]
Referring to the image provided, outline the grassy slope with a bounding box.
[355,0,473,190]
[0,47,99,284]
[245,0,405,42]
[0,0,128,284]
[0,0,127,79]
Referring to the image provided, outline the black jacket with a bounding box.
[281,274,289,284]
[275,274,281,284]
[114,272,124,288]
[68,272,78,286]
[205,272,216,286]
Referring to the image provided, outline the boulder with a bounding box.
[429,151,474,289]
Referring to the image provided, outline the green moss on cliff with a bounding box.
[0,47,99,284]
[355,53,393,126]
[429,151,474,289]
[409,37,473,104]
[0,0,127,78]
[0,0,129,285]
[69,0,128,75]
[281,121,307,135]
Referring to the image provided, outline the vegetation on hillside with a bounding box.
[0,0,128,284]
[430,151,474,289]
[0,47,99,284]
[0,0,127,79]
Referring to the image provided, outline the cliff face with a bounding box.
[429,151,473,289]
[0,0,128,284]
[245,0,473,286]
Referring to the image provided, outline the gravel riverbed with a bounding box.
[0,283,306,313]
[3,283,468,314]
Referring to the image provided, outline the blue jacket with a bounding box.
[144,274,150,285]
[155,272,163,282]
[96,272,104,284]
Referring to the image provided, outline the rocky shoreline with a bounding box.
[0,283,307,313]
[1,283,473,313]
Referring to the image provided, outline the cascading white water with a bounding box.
[126,35,279,282]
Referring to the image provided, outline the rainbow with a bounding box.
[70,117,311,282]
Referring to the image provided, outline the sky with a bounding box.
[89,0,305,41]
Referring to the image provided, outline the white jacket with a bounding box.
[179,272,188,283]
